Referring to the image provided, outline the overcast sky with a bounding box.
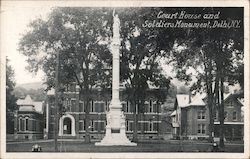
[1,3,240,93]
[2,3,52,84]
[2,3,181,86]
[0,4,217,89]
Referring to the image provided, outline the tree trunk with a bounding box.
[204,61,214,143]
[213,71,220,141]
[84,99,91,143]
[219,72,225,149]
[132,100,138,142]
[207,92,214,143]
[81,89,91,143]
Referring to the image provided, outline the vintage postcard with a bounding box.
[1,0,249,159]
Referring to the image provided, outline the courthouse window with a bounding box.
[90,120,94,131]
[32,120,36,131]
[149,100,153,112]
[214,111,218,120]
[233,111,237,120]
[126,120,133,132]
[153,122,159,132]
[79,102,84,112]
[144,122,150,131]
[197,110,206,119]
[71,99,76,111]
[99,121,105,131]
[121,102,126,112]
[25,118,29,131]
[224,111,228,120]
[145,100,158,113]
[126,101,132,113]
[79,120,85,131]
[137,122,142,132]
[152,101,158,113]
[149,122,153,131]
[90,101,94,112]
[93,120,105,131]
[94,101,105,112]
[144,101,149,113]
[94,121,98,131]
[197,124,206,134]
[19,118,24,131]
[64,98,71,111]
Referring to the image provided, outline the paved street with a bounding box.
[6,140,244,152]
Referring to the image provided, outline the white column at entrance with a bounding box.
[95,10,136,146]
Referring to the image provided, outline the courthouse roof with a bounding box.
[17,95,43,114]
[175,92,243,109]
[176,94,190,108]
[17,95,33,105]
[187,93,206,106]
[176,93,206,108]
[170,110,176,116]
[223,93,231,101]
[33,102,44,113]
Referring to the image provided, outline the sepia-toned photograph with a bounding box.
[1,1,249,158]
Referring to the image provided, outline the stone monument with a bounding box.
[95,11,136,146]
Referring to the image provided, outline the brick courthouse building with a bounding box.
[44,83,165,140]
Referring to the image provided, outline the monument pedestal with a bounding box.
[95,102,136,146]
[95,127,136,146]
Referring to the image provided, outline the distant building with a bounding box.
[44,83,165,140]
[171,93,209,140]
[14,95,44,140]
[171,93,244,141]
[213,93,244,141]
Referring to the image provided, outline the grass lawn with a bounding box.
[6,140,244,153]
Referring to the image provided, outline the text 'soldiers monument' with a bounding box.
[95,11,136,146]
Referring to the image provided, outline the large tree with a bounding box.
[18,8,113,143]
[6,57,17,134]
[164,8,244,148]
[118,8,173,141]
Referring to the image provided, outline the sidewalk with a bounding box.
[7,139,54,144]
[6,139,244,152]
[7,138,244,146]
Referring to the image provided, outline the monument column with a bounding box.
[110,13,121,109]
[95,11,136,146]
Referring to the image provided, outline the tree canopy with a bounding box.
[19,8,113,90]
[162,7,244,147]
[6,57,17,134]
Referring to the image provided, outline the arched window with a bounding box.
[18,117,22,131]
[18,117,25,131]
[25,117,29,131]
[59,114,76,136]
[32,120,36,131]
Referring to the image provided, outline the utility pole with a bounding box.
[54,51,60,152]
